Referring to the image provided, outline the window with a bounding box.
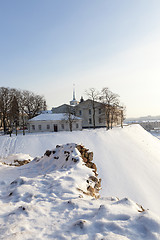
[32,125,35,130]
[89,109,91,115]
[99,117,102,123]
[79,110,82,116]
[89,118,92,124]
[99,109,101,114]
[76,123,79,128]
[47,124,50,130]
[61,124,64,130]
[38,125,41,130]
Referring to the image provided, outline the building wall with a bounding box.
[75,100,106,128]
[51,99,122,129]
[52,104,74,114]
[28,119,82,133]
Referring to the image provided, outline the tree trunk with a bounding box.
[106,112,110,130]
[93,110,95,129]
[15,121,18,136]
[22,115,25,135]
[121,110,123,128]
[69,117,72,132]
[3,117,6,133]
[93,102,96,129]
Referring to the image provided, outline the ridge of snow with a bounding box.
[0,142,160,239]
[0,124,160,215]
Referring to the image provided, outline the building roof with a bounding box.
[29,113,82,122]
[52,104,73,113]
[77,99,105,107]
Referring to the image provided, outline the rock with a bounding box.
[72,158,78,163]
[56,145,61,148]
[87,185,96,197]
[64,151,70,161]
[82,157,88,163]
[44,150,52,157]
[95,179,101,191]
[88,152,93,161]
[89,176,98,183]
[13,159,31,166]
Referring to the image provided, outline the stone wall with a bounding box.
[76,144,101,198]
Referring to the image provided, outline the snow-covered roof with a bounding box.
[29,113,82,121]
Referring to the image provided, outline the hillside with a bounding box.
[0,139,160,239]
[1,125,160,239]
[0,125,160,215]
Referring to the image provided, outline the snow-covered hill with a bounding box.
[1,125,160,214]
[0,125,160,239]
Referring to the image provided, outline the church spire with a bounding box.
[73,84,76,100]
[70,84,79,106]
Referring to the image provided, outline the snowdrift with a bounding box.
[0,142,160,239]
[0,124,160,215]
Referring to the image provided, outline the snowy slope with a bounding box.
[0,142,160,240]
[0,124,160,216]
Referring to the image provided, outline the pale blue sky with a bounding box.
[1,0,160,117]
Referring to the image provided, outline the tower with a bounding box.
[70,84,79,106]
[73,84,76,100]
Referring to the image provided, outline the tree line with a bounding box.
[86,87,126,130]
[0,87,47,135]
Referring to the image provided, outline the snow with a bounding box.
[0,124,160,239]
[0,153,33,166]
[29,113,81,121]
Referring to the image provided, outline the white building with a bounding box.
[52,99,122,129]
[51,88,122,129]
[74,99,106,128]
[28,113,82,133]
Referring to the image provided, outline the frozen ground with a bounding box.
[0,125,160,239]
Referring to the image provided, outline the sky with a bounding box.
[1,0,160,118]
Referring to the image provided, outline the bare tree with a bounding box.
[118,104,126,128]
[0,87,13,134]
[100,87,120,130]
[22,90,47,119]
[110,106,118,129]
[0,87,47,135]
[85,88,99,129]
[9,94,19,135]
[64,105,76,132]
[16,90,27,135]
[17,90,47,135]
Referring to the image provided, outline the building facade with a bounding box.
[50,88,123,129]
[74,99,106,128]
[52,104,74,114]
[52,99,122,129]
[28,113,82,133]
